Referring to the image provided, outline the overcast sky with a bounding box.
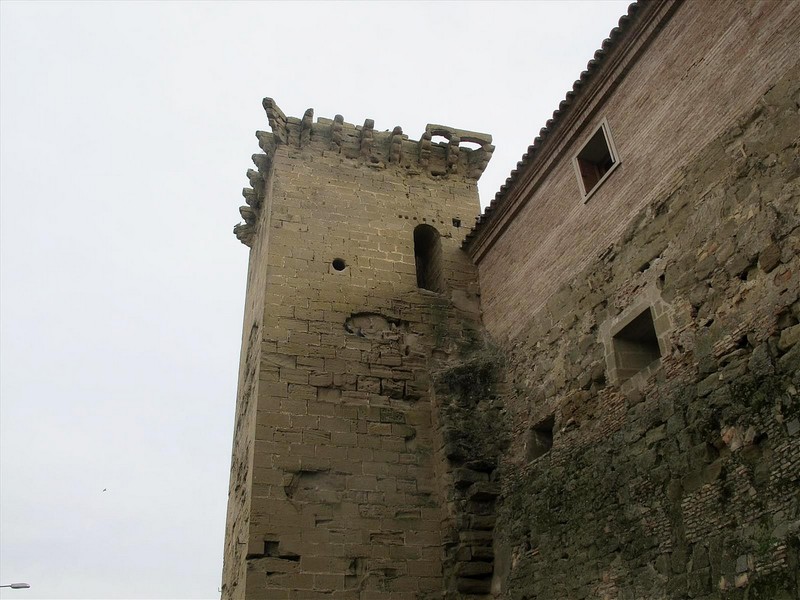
[0,2,630,598]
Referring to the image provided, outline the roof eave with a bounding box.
[464,0,680,263]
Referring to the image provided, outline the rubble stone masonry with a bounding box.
[485,63,800,598]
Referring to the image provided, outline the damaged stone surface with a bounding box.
[222,98,491,599]
[432,346,508,598]
[487,63,800,599]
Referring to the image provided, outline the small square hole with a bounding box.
[612,308,662,383]
[264,541,280,556]
[527,415,554,461]
[574,121,618,197]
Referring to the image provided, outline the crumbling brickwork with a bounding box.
[223,101,494,599]
[484,63,800,599]
[460,1,800,596]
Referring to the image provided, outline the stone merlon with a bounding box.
[234,97,494,246]
[254,97,493,179]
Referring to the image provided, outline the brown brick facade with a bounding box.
[485,64,800,598]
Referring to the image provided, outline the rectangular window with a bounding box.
[612,307,662,384]
[573,119,619,201]
[527,415,554,462]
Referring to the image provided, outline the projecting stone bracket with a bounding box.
[330,114,345,150]
[388,126,404,163]
[425,124,495,179]
[263,97,288,144]
[239,205,256,225]
[256,130,275,155]
[242,187,258,207]
[234,155,272,247]
[300,108,314,147]
[360,119,374,158]
[233,97,494,247]
[233,223,255,247]
[251,153,270,174]
[246,168,264,196]
[419,131,432,167]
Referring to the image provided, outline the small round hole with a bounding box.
[332,258,346,271]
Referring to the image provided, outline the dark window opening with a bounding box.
[414,224,445,293]
[452,217,461,228]
[332,258,347,271]
[613,308,662,383]
[264,541,280,556]
[527,415,554,461]
[576,124,616,196]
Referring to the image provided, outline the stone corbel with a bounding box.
[233,223,256,247]
[300,108,314,147]
[246,168,265,200]
[252,153,270,173]
[360,119,374,158]
[242,187,258,207]
[330,114,344,150]
[239,205,257,225]
[262,98,288,144]
[447,136,460,173]
[468,142,495,180]
[256,131,275,155]
[389,126,403,163]
[419,131,432,167]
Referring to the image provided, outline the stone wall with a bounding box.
[223,101,494,599]
[487,63,800,599]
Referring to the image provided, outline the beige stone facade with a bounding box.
[225,0,800,598]
[223,104,493,598]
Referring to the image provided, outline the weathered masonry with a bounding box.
[223,100,496,598]
[225,0,800,598]
[462,0,800,597]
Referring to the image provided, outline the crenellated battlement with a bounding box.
[258,97,494,177]
[234,98,493,246]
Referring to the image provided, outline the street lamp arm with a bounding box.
[0,583,31,589]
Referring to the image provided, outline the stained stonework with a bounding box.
[484,64,800,599]
[223,99,493,599]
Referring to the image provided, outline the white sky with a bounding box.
[0,1,630,598]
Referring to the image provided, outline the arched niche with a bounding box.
[414,224,445,293]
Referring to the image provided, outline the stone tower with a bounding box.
[223,98,495,599]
